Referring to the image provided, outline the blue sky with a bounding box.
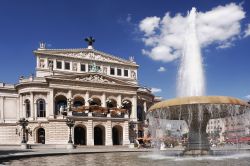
[0,0,250,101]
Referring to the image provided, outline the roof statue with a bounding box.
[85,36,95,49]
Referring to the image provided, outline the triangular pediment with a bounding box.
[34,49,138,66]
[46,73,138,87]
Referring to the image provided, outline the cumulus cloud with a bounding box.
[244,24,250,38]
[157,67,166,72]
[139,3,246,62]
[139,16,160,36]
[151,87,162,93]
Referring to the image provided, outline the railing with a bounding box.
[71,106,127,118]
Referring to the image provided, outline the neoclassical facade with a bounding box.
[0,40,154,146]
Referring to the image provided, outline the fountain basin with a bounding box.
[147,96,250,155]
[149,96,249,111]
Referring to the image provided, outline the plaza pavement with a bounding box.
[0,144,249,162]
[0,145,153,161]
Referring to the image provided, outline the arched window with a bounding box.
[24,99,30,118]
[106,99,117,109]
[55,95,67,115]
[73,96,85,108]
[37,99,46,117]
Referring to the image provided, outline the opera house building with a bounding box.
[0,39,155,146]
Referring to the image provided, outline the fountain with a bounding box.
[147,7,250,155]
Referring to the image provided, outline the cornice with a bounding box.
[34,48,139,67]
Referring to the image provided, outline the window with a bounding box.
[124,69,128,77]
[89,65,101,72]
[24,99,30,118]
[48,60,54,69]
[56,61,62,69]
[117,68,122,76]
[110,68,115,75]
[65,62,70,70]
[37,99,46,117]
[81,64,86,71]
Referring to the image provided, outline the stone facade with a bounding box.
[0,41,154,146]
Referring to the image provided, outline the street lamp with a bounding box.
[66,118,75,149]
[17,118,29,149]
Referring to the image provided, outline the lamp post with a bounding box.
[18,118,29,149]
[66,118,75,149]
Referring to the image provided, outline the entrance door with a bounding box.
[37,128,45,144]
[74,126,86,145]
[94,126,104,145]
[112,126,122,145]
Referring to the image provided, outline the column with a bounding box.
[105,120,112,145]
[101,93,106,107]
[117,95,122,108]
[0,96,4,122]
[143,101,147,121]
[131,95,137,121]
[123,121,130,145]
[48,89,54,118]
[85,91,89,106]
[16,95,20,120]
[70,61,73,70]
[53,59,56,70]
[36,56,40,68]
[30,92,34,120]
[68,90,72,99]
[44,58,48,69]
[87,120,94,145]
[62,60,65,70]
[19,94,23,118]
[86,63,89,72]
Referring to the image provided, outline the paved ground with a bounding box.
[0,144,249,162]
[0,145,153,161]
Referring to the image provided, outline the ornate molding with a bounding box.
[58,52,120,63]
[77,75,116,84]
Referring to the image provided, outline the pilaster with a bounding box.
[117,95,122,108]
[105,120,112,145]
[48,89,54,118]
[19,94,23,118]
[101,93,106,107]
[85,91,89,106]
[131,95,137,121]
[87,120,94,145]
[123,121,130,145]
[30,92,34,120]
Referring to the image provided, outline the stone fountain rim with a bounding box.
[149,96,250,111]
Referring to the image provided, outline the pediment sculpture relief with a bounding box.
[58,52,120,63]
[76,75,116,84]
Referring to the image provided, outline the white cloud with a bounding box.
[139,16,160,36]
[139,3,246,62]
[244,24,250,38]
[157,67,166,72]
[151,87,162,93]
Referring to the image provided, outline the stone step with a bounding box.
[30,144,66,149]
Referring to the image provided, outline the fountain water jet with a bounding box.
[177,7,205,97]
[147,7,250,155]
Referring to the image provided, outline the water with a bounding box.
[1,152,250,166]
[177,7,205,97]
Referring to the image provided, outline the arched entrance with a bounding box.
[74,126,86,145]
[94,125,105,145]
[37,128,45,144]
[112,125,123,145]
